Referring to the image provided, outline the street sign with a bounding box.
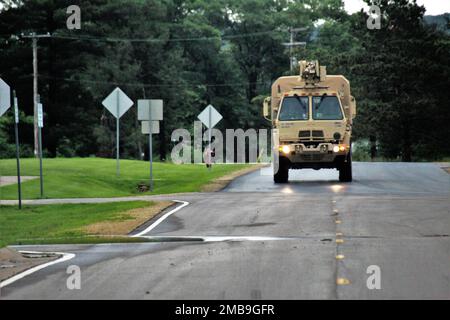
[36,97,44,198]
[102,87,134,118]
[141,121,160,134]
[37,103,43,127]
[102,87,134,177]
[0,78,11,117]
[13,91,22,209]
[14,97,19,123]
[138,99,163,121]
[198,104,222,170]
[137,99,164,192]
[197,104,222,129]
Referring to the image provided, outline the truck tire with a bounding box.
[339,153,352,182]
[274,160,289,183]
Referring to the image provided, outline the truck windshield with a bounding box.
[278,96,309,121]
[312,96,343,120]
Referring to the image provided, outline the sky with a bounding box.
[344,0,450,15]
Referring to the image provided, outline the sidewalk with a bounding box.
[0,192,206,206]
[0,164,265,206]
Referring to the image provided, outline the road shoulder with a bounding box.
[0,248,60,283]
[437,162,450,174]
[80,201,174,236]
[200,164,266,192]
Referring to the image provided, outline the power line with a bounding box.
[1,29,283,42]
[49,29,283,43]
[0,25,297,46]
[0,29,285,44]
[38,74,271,88]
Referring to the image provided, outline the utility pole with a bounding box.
[283,27,307,73]
[21,32,51,157]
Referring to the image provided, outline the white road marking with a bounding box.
[0,251,75,289]
[1,199,189,289]
[139,236,304,242]
[131,200,190,237]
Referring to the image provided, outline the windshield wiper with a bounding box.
[293,94,307,110]
[315,93,327,110]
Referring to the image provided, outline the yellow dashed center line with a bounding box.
[333,205,350,286]
[337,278,350,285]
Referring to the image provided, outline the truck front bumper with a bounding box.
[276,143,349,169]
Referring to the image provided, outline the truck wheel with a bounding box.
[339,153,352,183]
[274,160,289,183]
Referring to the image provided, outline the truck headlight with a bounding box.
[333,145,348,153]
[280,145,290,154]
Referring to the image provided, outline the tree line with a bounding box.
[0,0,449,161]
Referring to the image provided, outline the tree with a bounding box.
[1,0,448,162]
[348,0,450,161]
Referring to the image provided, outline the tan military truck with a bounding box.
[263,61,356,183]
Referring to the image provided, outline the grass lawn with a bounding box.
[0,157,250,199]
[0,201,164,247]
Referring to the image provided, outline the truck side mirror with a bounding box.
[263,97,271,121]
[350,96,357,119]
[344,105,350,116]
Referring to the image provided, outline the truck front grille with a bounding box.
[299,130,310,138]
[300,154,326,161]
[312,130,324,137]
[299,130,324,140]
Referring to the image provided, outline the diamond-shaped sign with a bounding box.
[197,104,222,129]
[0,78,11,117]
[102,87,134,118]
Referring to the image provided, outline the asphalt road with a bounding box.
[1,162,449,300]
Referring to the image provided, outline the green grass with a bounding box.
[0,201,155,247]
[0,157,250,200]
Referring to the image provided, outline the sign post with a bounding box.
[138,99,163,191]
[149,107,153,191]
[13,91,22,209]
[116,90,120,176]
[37,96,44,198]
[1,79,22,208]
[197,104,222,169]
[102,87,134,177]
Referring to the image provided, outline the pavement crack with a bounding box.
[422,234,449,238]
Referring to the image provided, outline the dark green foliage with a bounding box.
[0,0,448,161]
[349,0,450,161]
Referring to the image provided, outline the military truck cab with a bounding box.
[263,61,356,183]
